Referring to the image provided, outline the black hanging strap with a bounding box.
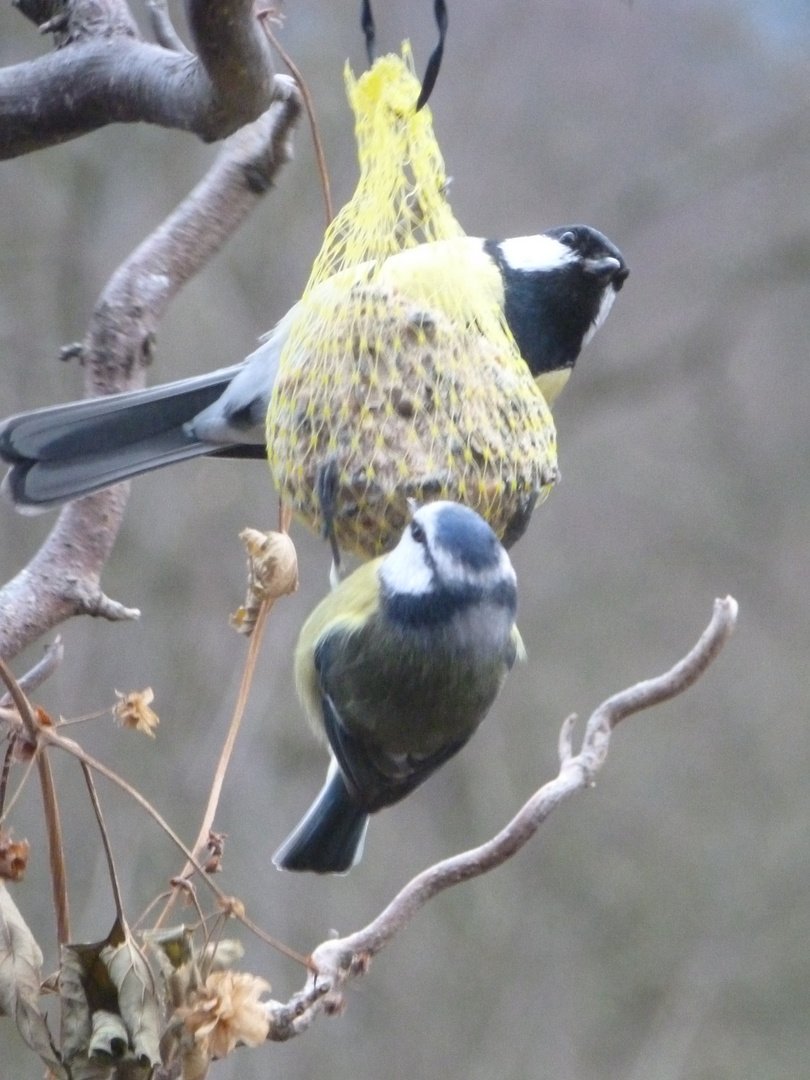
[415,0,448,111]
[359,0,448,110]
[361,0,376,65]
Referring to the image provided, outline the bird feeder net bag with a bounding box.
[267,45,558,558]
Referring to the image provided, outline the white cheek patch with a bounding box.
[379,530,433,596]
[498,234,575,273]
[582,285,617,347]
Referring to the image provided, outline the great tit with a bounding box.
[0,225,627,518]
[273,500,523,873]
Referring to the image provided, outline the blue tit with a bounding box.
[273,500,525,874]
[0,226,627,514]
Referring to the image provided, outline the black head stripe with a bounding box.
[384,574,516,628]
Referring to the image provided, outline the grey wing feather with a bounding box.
[0,307,295,510]
[188,306,295,444]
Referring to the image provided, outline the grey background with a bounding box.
[1,1,809,1077]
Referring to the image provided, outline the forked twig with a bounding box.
[263,597,739,1039]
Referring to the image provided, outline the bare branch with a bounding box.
[264,597,739,1039]
[1,0,278,159]
[0,637,64,706]
[0,488,140,661]
[0,76,302,661]
[143,0,189,54]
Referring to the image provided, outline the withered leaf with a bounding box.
[101,919,161,1067]
[60,918,161,1071]
[0,881,64,1074]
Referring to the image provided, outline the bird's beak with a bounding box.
[584,255,629,289]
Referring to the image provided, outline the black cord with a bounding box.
[359,0,448,110]
[415,0,448,111]
[361,0,376,65]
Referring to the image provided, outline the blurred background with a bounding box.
[1,0,809,1077]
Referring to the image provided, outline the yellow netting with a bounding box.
[267,45,558,558]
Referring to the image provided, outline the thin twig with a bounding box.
[37,750,71,946]
[0,747,38,827]
[260,14,333,226]
[0,637,64,708]
[39,727,230,905]
[153,596,274,930]
[238,908,314,971]
[0,739,14,819]
[134,887,174,931]
[0,656,40,744]
[170,877,208,932]
[199,911,229,981]
[0,655,71,944]
[81,762,126,926]
[37,721,309,967]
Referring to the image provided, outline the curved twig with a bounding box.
[264,597,738,1039]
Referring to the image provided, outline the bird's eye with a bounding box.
[410,520,427,545]
[559,230,576,247]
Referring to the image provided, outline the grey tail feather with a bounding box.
[0,366,245,511]
[273,764,370,875]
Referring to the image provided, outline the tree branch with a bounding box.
[0,636,64,705]
[143,0,189,54]
[0,75,302,661]
[264,597,739,1040]
[1,0,278,159]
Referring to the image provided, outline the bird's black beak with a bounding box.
[583,255,629,289]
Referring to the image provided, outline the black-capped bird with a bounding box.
[0,225,627,529]
[273,500,523,873]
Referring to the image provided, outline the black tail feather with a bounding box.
[0,367,240,510]
[273,765,369,874]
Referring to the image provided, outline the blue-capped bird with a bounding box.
[273,500,524,873]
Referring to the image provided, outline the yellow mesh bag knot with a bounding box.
[268,45,559,558]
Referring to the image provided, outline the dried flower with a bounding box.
[113,688,159,737]
[231,528,298,635]
[0,831,30,880]
[204,831,226,874]
[178,971,271,1059]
